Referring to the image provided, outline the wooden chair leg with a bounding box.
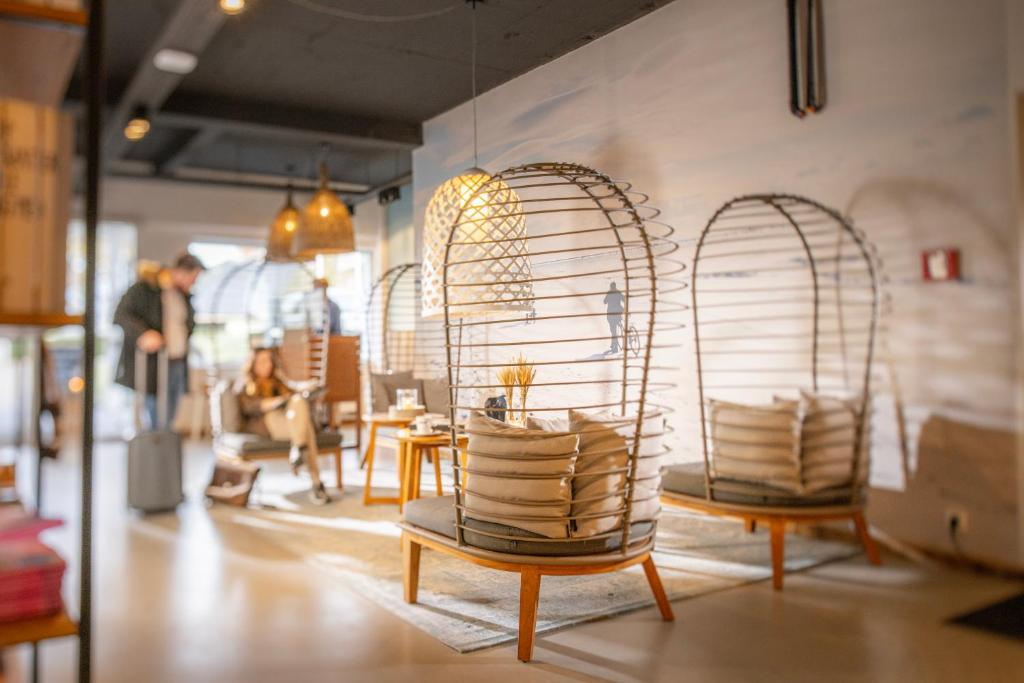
[769,520,785,591]
[334,448,343,491]
[853,512,882,565]
[402,533,421,604]
[411,446,422,502]
[460,447,468,490]
[517,570,542,663]
[362,423,378,504]
[398,442,409,513]
[641,555,674,621]
[744,518,757,533]
[432,447,443,496]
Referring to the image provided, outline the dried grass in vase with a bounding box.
[496,365,518,422]
[515,354,537,424]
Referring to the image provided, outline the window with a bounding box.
[188,242,373,373]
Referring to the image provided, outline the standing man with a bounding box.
[114,252,205,430]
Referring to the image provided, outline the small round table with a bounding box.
[395,430,468,511]
[361,413,414,505]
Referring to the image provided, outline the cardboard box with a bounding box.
[0,98,72,315]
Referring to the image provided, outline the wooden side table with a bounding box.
[361,414,413,505]
[396,431,468,511]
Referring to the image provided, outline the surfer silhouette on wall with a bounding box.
[604,281,625,354]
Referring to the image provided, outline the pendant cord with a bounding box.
[471,3,479,168]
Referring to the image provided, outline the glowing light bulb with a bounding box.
[219,0,245,15]
[123,106,151,141]
[319,206,329,218]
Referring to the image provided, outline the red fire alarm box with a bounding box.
[922,248,960,282]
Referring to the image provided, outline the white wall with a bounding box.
[413,0,1023,567]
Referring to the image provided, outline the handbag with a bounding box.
[205,456,261,507]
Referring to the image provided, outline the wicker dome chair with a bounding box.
[661,194,882,590]
[363,262,447,414]
[361,262,449,503]
[399,162,685,661]
[204,258,345,488]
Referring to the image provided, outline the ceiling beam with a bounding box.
[158,92,423,151]
[102,0,227,163]
[107,164,372,199]
[153,127,221,175]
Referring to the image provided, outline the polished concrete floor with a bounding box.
[2,440,1023,682]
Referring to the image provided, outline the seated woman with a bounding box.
[235,347,331,505]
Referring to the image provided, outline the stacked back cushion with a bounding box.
[212,380,241,434]
[709,399,803,493]
[370,371,415,413]
[798,391,863,492]
[420,377,450,415]
[567,410,665,538]
[463,413,578,539]
[628,411,666,523]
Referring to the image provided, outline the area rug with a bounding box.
[210,475,859,653]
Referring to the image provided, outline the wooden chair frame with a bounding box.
[661,492,880,590]
[399,526,673,662]
[215,441,343,491]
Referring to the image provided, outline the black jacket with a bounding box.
[113,276,195,394]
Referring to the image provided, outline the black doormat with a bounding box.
[948,592,1024,641]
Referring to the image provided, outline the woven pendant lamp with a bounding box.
[265,183,300,262]
[292,161,354,260]
[420,5,532,318]
[421,169,533,318]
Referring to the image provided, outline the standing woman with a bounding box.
[235,347,331,505]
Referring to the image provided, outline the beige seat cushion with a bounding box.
[567,410,664,538]
[799,391,864,493]
[709,399,803,493]
[463,413,578,539]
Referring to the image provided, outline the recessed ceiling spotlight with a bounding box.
[153,48,198,74]
[219,0,246,15]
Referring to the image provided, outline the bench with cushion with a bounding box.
[210,380,344,490]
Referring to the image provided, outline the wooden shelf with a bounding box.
[0,1,86,28]
[0,609,77,648]
[0,312,83,329]
[0,2,85,107]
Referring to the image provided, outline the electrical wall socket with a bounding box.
[945,507,969,534]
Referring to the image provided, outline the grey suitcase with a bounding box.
[127,349,183,512]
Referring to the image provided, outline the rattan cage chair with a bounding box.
[661,194,882,590]
[399,162,686,661]
[204,259,347,490]
[364,262,448,413]
[362,262,448,501]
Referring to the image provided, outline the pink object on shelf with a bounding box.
[0,506,63,541]
[0,540,67,623]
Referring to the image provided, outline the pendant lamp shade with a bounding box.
[265,188,300,262]
[421,168,533,319]
[292,162,355,259]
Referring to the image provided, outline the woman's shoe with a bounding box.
[309,482,331,506]
[289,446,306,475]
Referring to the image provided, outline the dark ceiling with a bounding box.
[72,0,673,198]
